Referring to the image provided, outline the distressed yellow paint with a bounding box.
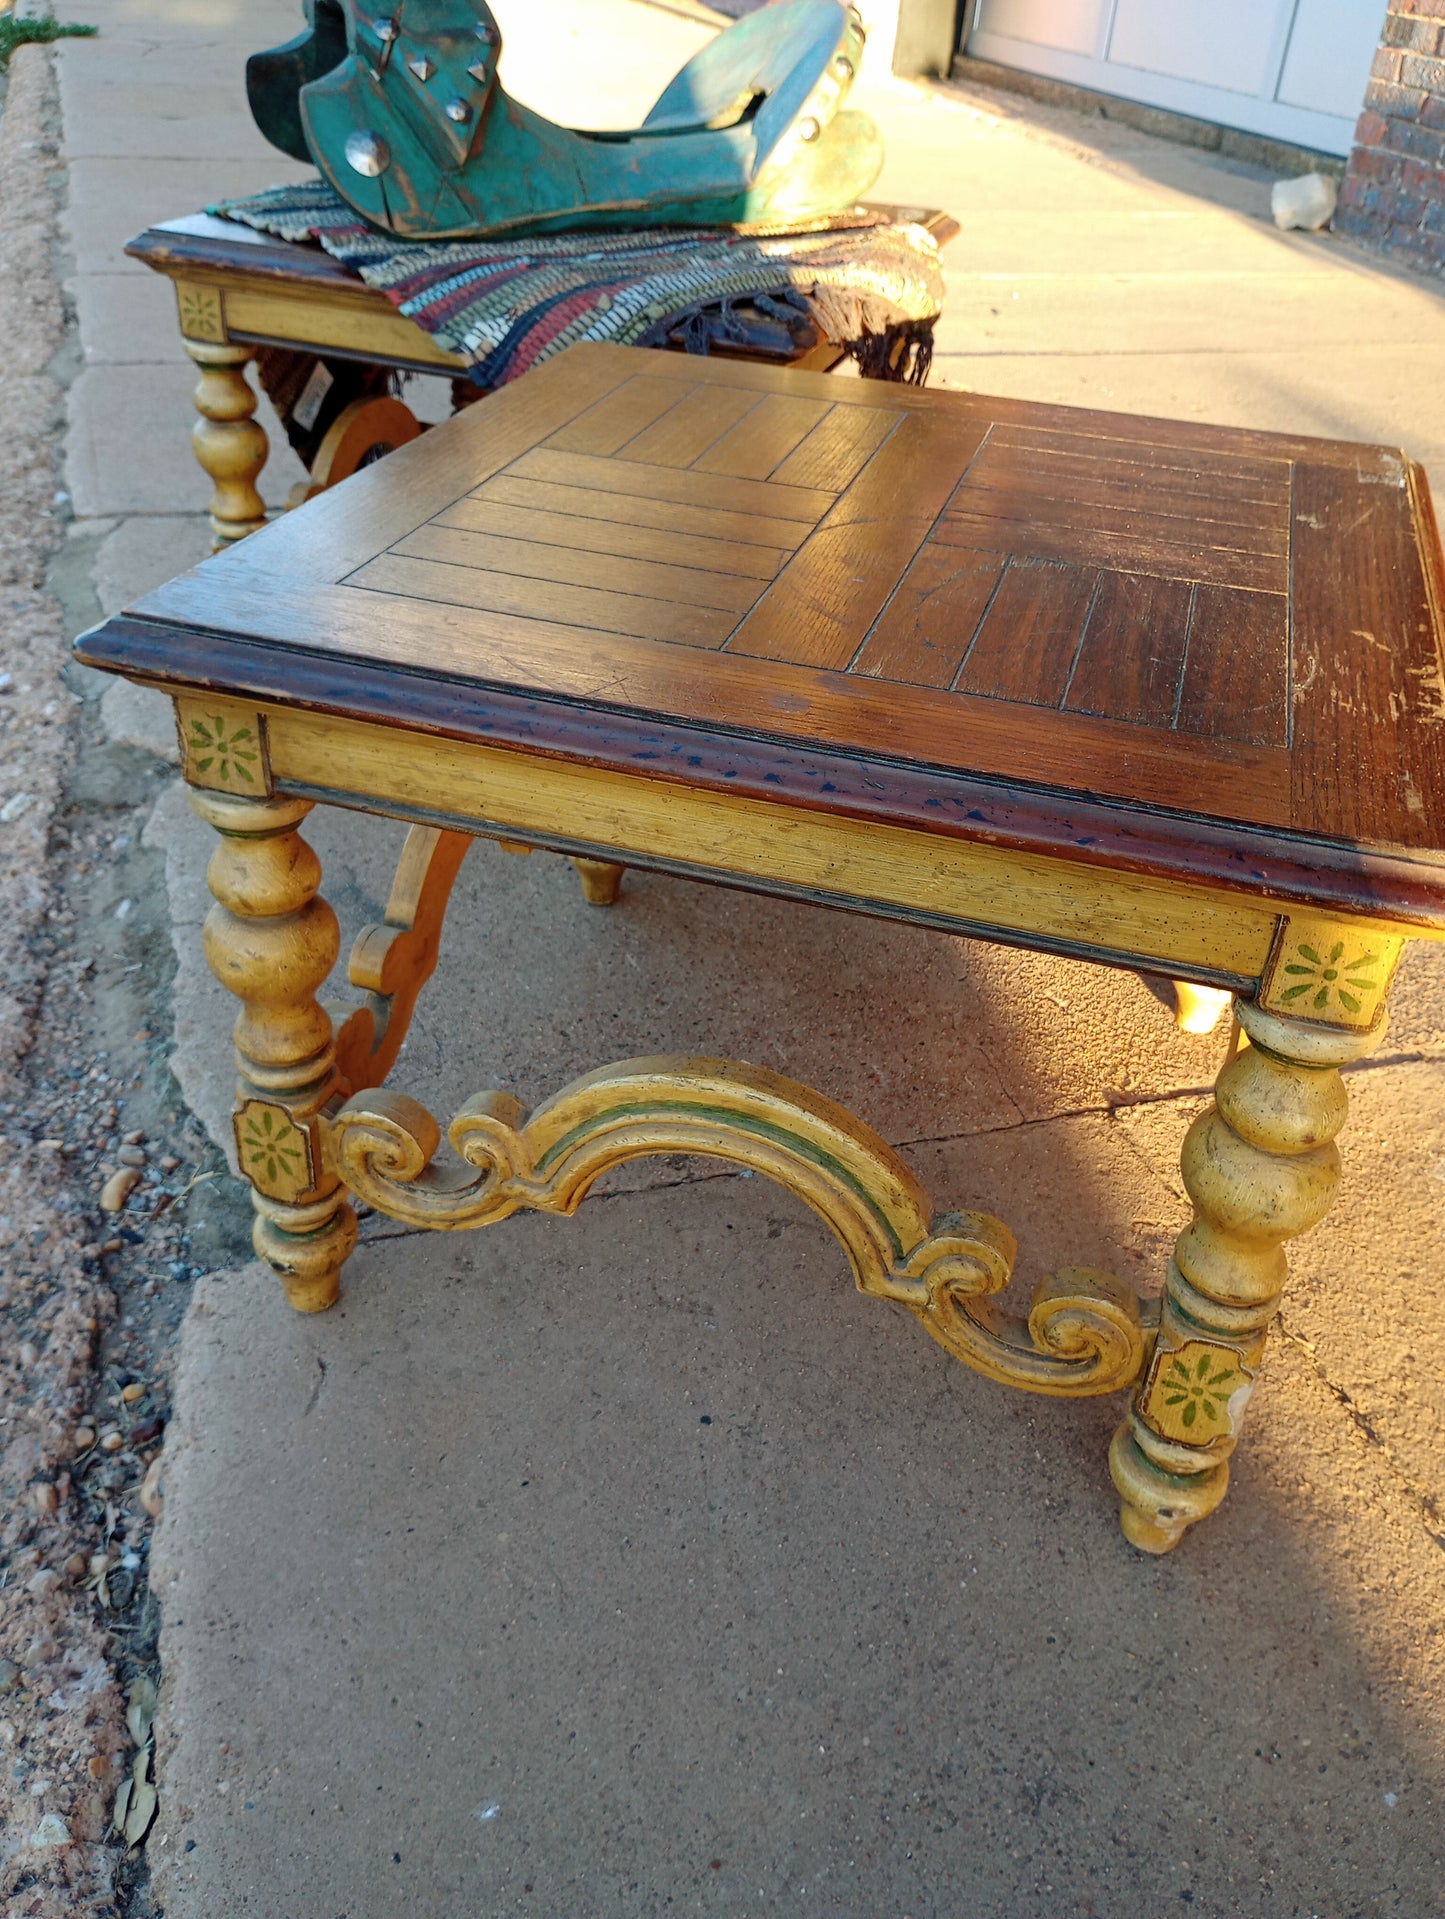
[233,1098,316,1204]
[1259,912,1403,1030]
[174,281,226,343]
[259,705,1294,979]
[175,697,271,796]
[221,284,462,371]
[1139,1338,1253,1448]
[325,1058,1149,1397]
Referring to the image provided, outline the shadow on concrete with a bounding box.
[154,822,1445,1918]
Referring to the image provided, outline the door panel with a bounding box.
[1277,0,1386,115]
[1107,0,1288,95]
[974,0,1111,56]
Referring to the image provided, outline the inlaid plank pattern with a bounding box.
[726,408,989,671]
[770,402,898,492]
[618,383,763,468]
[693,394,832,479]
[1064,571,1194,726]
[938,423,1293,594]
[935,512,1286,593]
[987,421,1292,493]
[435,496,786,579]
[345,551,738,647]
[390,523,764,614]
[472,473,817,554]
[544,374,693,456]
[1175,584,1289,749]
[510,446,834,525]
[954,557,1100,704]
[851,544,1007,687]
[959,463,1289,537]
[117,342,1445,873]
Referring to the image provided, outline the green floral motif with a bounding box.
[241,1107,306,1190]
[188,714,259,785]
[1277,941,1379,1016]
[177,286,224,342]
[1161,1350,1238,1432]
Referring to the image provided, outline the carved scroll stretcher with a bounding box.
[323,1055,1152,1399]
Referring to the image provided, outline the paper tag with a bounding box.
[292,360,334,432]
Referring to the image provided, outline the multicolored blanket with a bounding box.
[213,179,945,387]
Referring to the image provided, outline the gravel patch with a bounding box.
[0,42,244,1918]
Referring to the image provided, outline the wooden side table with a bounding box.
[76,343,1445,1555]
[127,206,958,546]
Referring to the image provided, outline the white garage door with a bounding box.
[967,0,1385,155]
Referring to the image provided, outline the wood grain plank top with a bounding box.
[851,544,1008,688]
[388,523,765,614]
[472,472,816,555]
[1062,571,1194,726]
[769,402,897,492]
[954,558,1099,704]
[1175,584,1289,749]
[725,407,979,671]
[435,495,786,580]
[543,374,692,457]
[74,342,1445,912]
[693,393,832,479]
[1290,459,1445,842]
[510,446,834,525]
[345,551,739,647]
[616,383,764,469]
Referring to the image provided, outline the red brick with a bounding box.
[1352,108,1391,147]
[1348,145,1409,184]
[1380,222,1445,268]
[1389,0,1445,20]
[1383,118,1445,162]
[1372,44,1404,80]
[1364,77,1428,117]
[1386,188,1432,224]
[1422,90,1445,127]
[1337,172,1369,211]
[1399,49,1445,87]
[1384,11,1443,48]
[1400,153,1445,193]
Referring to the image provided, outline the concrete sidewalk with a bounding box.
[53,3,1445,1914]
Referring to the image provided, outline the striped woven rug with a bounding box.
[213,179,946,388]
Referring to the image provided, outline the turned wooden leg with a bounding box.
[570,856,625,906]
[192,789,357,1312]
[185,340,268,549]
[1110,997,1384,1551]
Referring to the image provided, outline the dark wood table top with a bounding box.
[78,343,1445,928]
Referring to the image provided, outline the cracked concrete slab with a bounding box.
[151,1213,1445,1919]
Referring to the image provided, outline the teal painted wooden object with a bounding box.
[247,0,883,241]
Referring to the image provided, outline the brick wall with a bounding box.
[1335,0,1445,275]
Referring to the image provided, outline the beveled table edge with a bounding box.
[75,611,1445,933]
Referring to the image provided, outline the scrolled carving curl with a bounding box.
[323,1057,1151,1397]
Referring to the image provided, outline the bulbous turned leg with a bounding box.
[1111,998,1384,1552]
[185,341,268,548]
[192,789,357,1312]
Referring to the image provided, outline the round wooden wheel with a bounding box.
[290,394,422,505]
